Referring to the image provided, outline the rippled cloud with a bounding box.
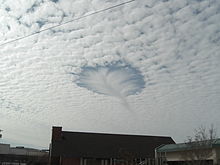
[0,0,220,148]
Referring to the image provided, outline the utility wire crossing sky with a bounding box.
[0,0,135,47]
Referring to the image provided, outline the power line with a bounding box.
[0,0,135,47]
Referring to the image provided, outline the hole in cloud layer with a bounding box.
[71,62,145,110]
[51,0,59,3]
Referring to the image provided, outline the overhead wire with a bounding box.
[0,0,135,47]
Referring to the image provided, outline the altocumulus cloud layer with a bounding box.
[0,0,220,148]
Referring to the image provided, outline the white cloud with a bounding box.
[0,0,220,148]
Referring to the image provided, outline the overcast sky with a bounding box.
[0,0,220,149]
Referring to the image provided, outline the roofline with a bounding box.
[157,138,220,152]
[155,144,166,151]
[213,139,220,147]
[0,143,10,146]
[62,130,174,139]
[11,147,47,151]
[212,143,220,147]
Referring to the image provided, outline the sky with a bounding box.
[0,0,220,149]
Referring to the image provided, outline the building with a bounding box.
[49,126,175,165]
[0,143,48,165]
[156,139,220,165]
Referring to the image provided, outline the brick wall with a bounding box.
[52,127,62,141]
[61,157,80,165]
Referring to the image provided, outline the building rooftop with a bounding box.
[51,127,175,158]
[157,138,220,153]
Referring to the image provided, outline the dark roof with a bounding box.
[51,129,175,158]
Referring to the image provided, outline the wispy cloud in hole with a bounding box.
[71,63,145,110]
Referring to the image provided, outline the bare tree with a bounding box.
[182,124,217,165]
